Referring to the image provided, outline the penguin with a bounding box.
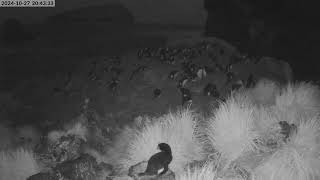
[203,83,219,97]
[245,74,256,88]
[187,72,198,82]
[188,63,197,74]
[165,56,175,65]
[226,71,235,84]
[231,80,244,91]
[168,70,180,80]
[177,77,189,88]
[139,143,173,176]
[108,78,119,92]
[129,65,148,80]
[215,63,225,72]
[225,63,233,73]
[196,67,207,80]
[153,88,162,99]
[180,88,192,105]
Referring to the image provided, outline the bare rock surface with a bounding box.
[128,161,175,180]
[54,154,100,180]
[35,134,85,166]
[128,161,148,178]
[27,171,59,180]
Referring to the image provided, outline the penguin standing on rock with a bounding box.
[139,143,173,176]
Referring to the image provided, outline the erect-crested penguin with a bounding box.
[139,143,173,176]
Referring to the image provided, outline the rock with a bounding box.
[54,154,100,180]
[51,135,84,163]
[128,161,148,177]
[128,161,175,180]
[136,170,175,180]
[97,162,114,177]
[255,57,293,84]
[35,134,84,165]
[109,175,133,180]
[27,171,59,180]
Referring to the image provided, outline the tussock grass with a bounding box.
[244,79,280,106]
[205,94,259,169]
[108,108,205,174]
[274,82,320,124]
[0,148,41,180]
[177,162,217,180]
[254,116,320,180]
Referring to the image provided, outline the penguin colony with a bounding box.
[74,40,260,105]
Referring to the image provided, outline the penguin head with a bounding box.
[157,143,171,154]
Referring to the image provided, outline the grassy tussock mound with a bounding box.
[205,94,259,169]
[107,109,205,174]
[253,117,320,180]
[0,148,41,180]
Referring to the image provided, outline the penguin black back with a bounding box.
[139,143,173,176]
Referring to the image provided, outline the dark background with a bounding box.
[1,0,319,84]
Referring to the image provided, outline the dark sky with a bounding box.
[0,0,206,25]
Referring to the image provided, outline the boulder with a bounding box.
[28,154,112,180]
[27,171,59,180]
[54,154,100,180]
[230,56,293,85]
[128,161,148,178]
[51,135,84,163]
[128,161,175,180]
[35,134,84,165]
[135,170,175,180]
[109,176,133,180]
[255,57,293,83]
